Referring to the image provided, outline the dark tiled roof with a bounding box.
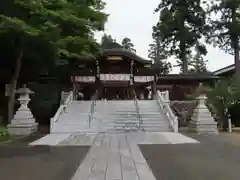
[157,73,219,80]
[73,48,152,64]
[102,48,152,64]
[213,64,235,75]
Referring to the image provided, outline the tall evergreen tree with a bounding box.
[154,0,207,73]
[148,27,172,74]
[121,37,136,52]
[188,43,208,73]
[177,42,208,73]
[207,0,240,73]
[101,34,121,49]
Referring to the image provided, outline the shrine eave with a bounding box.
[213,64,235,76]
[69,48,152,65]
[157,73,219,81]
[102,48,152,64]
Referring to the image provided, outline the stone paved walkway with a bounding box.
[31,132,198,180]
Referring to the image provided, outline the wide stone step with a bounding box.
[107,114,138,117]
[140,114,164,119]
[142,128,171,132]
[140,121,169,125]
[140,123,169,127]
[110,120,139,124]
[141,117,166,121]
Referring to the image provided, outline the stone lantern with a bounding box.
[189,83,218,134]
[8,84,38,135]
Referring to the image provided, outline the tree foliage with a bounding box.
[121,37,136,52]
[154,0,207,73]
[207,75,240,129]
[100,33,121,49]
[206,0,240,72]
[187,43,208,73]
[0,0,107,122]
[148,27,172,74]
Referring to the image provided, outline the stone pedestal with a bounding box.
[8,85,38,135]
[189,94,218,134]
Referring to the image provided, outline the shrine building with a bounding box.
[71,48,218,101]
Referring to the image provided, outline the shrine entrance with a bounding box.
[71,48,157,100]
[98,80,133,100]
[101,86,132,100]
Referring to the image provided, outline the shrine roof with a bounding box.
[213,64,235,76]
[71,48,152,64]
[157,73,219,81]
[102,48,152,64]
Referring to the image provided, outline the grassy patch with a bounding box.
[0,126,11,143]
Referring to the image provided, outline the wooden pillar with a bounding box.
[95,58,101,99]
[151,82,156,100]
[72,75,77,100]
[151,76,157,100]
[129,60,135,99]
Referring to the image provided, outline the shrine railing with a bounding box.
[50,91,73,133]
[88,90,98,128]
[156,90,178,132]
[132,89,141,128]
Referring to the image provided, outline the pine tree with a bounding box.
[207,0,240,73]
[177,42,208,73]
[189,43,208,73]
[101,34,121,49]
[154,0,207,73]
[148,27,172,74]
[121,37,136,52]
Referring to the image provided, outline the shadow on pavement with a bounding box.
[0,146,90,180]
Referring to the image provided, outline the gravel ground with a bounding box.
[140,133,240,180]
[0,146,89,180]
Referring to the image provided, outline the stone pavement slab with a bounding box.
[30,133,71,146]
[28,132,198,180]
[68,132,198,180]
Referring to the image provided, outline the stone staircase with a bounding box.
[51,101,92,133]
[51,99,172,133]
[138,100,172,132]
[94,100,139,132]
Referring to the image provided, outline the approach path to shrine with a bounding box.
[30,132,198,180]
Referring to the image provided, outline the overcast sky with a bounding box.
[95,0,234,73]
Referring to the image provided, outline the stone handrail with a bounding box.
[134,96,141,128]
[132,89,141,128]
[88,90,98,128]
[156,90,178,132]
[50,91,73,132]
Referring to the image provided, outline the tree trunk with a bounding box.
[180,41,188,73]
[231,8,240,74]
[233,39,240,74]
[7,49,23,123]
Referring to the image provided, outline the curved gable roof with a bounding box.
[103,48,152,64]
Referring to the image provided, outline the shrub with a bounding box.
[0,126,9,137]
[207,75,240,130]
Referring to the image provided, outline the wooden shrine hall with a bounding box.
[71,48,218,101]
